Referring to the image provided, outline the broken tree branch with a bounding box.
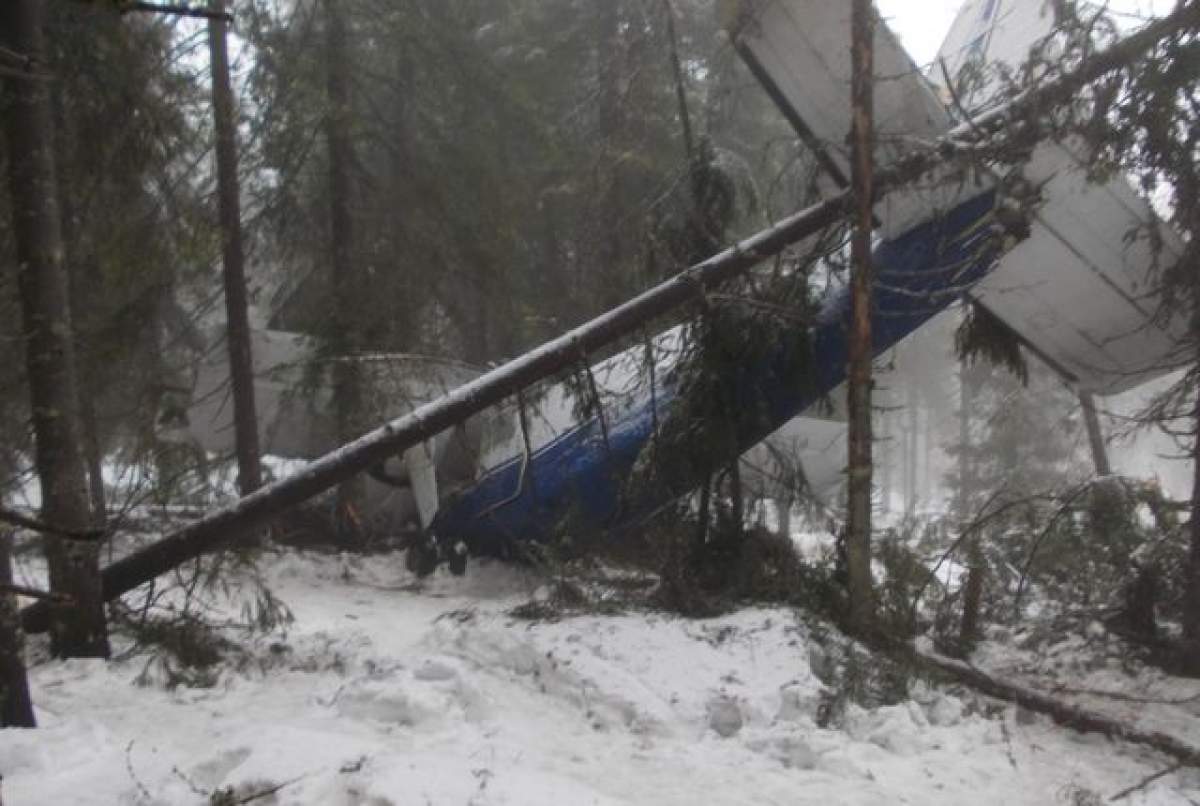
[1,583,70,603]
[120,2,233,22]
[21,1,1200,633]
[0,506,106,542]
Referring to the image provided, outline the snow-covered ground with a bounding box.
[3,550,1199,805]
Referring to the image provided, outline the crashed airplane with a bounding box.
[167,0,1187,572]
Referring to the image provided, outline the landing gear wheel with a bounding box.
[405,537,440,578]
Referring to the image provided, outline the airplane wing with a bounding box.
[726,0,1188,394]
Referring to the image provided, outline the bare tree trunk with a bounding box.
[845,0,876,634]
[777,498,792,540]
[595,0,627,313]
[878,407,891,515]
[78,378,107,526]
[0,535,35,728]
[695,474,712,551]
[906,388,917,513]
[923,405,933,504]
[324,0,367,540]
[958,360,984,652]
[209,0,263,497]
[1,0,109,659]
[959,544,985,651]
[1080,389,1154,638]
[1183,374,1200,668]
[52,86,108,529]
[1182,205,1200,669]
[1080,392,1112,477]
[955,363,975,512]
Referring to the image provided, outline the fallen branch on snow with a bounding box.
[1109,763,1185,801]
[909,644,1200,768]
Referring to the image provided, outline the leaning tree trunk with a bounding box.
[594,0,627,314]
[209,0,263,498]
[324,0,367,541]
[845,0,876,635]
[1,0,109,659]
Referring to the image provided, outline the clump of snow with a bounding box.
[927,693,965,727]
[2,549,1198,804]
[706,696,744,738]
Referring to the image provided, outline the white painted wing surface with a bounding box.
[728,0,1188,395]
[934,0,1189,393]
[724,0,967,238]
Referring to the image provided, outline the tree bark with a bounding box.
[878,407,891,515]
[956,359,973,522]
[1080,391,1151,638]
[52,85,108,530]
[906,388,918,513]
[958,358,983,652]
[324,0,367,539]
[1080,392,1112,477]
[0,535,35,728]
[595,0,627,313]
[1,0,109,659]
[777,498,792,541]
[209,0,263,497]
[845,0,876,634]
[1184,364,1200,668]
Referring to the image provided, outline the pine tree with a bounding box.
[209,0,263,497]
[845,0,876,634]
[0,0,109,659]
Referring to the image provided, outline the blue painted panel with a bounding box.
[431,190,1000,548]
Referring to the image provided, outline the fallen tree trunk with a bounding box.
[912,646,1200,767]
[21,1,1200,634]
